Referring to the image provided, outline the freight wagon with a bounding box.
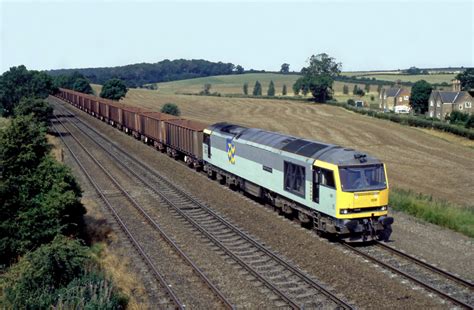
[139,112,179,151]
[164,119,208,168]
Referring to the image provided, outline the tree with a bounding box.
[0,115,50,178]
[404,66,422,75]
[353,85,359,95]
[282,84,287,96]
[0,116,85,265]
[280,63,290,74]
[54,71,87,90]
[14,98,53,124]
[99,78,128,100]
[342,84,349,95]
[292,82,300,95]
[235,65,244,74]
[243,83,248,95]
[202,83,212,95]
[161,103,180,116]
[354,87,365,96]
[294,53,341,102]
[72,78,93,94]
[456,68,474,90]
[364,83,370,93]
[410,80,432,114]
[267,80,275,96]
[253,81,262,96]
[0,66,55,116]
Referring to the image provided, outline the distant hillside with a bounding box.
[47,59,241,88]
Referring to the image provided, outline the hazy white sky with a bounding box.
[1,0,473,73]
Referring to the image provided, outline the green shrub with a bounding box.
[390,188,474,238]
[0,116,85,265]
[160,103,180,116]
[1,236,127,309]
[347,99,355,106]
[13,97,53,124]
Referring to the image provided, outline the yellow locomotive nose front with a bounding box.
[353,191,385,208]
[336,163,390,219]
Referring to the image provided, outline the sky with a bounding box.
[0,0,473,74]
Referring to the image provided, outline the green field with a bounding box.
[342,72,457,84]
[152,73,301,95]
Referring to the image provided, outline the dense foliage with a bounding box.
[280,63,290,74]
[1,236,127,309]
[48,59,241,88]
[72,78,94,94]
[410,80,433,114]
[294,53,341,102]
[0,65,56,116]
[456,68,474,90]
[403,66,428,75]
[14,97,53,124]
[161,103,180,116]
[0,66,126,308]
[99,78,128,100]
[446,111,474,129]
[0,115,86,265]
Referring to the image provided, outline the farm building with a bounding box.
[379,87,410,110]
[428,90,473,119]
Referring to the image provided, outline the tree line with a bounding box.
[47,59,244,88]
[0,66,127,308]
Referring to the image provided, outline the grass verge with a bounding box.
[390,188,474,238]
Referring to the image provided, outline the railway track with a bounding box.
[342,242,474,309]
[54,101,353,309]
[52,113,233,309]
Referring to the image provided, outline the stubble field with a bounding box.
[103,87,474,207]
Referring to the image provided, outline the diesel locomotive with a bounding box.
[56,88,394,242]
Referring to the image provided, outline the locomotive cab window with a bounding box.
[313,167,335,203]
[284,161,305,197]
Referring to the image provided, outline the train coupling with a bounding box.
[343,216,394,243]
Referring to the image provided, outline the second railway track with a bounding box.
[342,242,474,309]
[52,112,233,309]
[53,100,353,309]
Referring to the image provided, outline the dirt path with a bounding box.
[121,89,474,206]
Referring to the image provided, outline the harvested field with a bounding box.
[117,88,474,206]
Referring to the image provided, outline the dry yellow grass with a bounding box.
[114,88,473,206]
[47,134,64,162]
[98,244,149,310]
[415,128,474,148]
[80,197,149,309]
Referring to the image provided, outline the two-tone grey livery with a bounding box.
[203,122,393,242]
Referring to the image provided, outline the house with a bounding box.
[428,91,473,119]
[379,88,410,110]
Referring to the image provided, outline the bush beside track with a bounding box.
[390,188,474,238]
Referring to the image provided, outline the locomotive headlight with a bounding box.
[340,209,349,214]
[380,206,387,211]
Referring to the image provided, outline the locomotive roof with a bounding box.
[208,122,381,166]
